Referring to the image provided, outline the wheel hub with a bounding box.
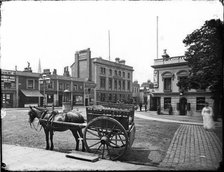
[100,136,108,144]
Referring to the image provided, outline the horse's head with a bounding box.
[27,106,42,125]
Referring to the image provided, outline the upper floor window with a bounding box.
[118,80,121,90]
[109,69,112,76]
[128,73,130,79]
[100,77,106,89]
[65,83,70,90]
[109,78,112,90]
[59,83,63,90]
[100,67,106,75]
[115,70,117,76]
[114,79,117,90]
[118,71,121,77]
[27,79,35,89]
[47,81,54,89]
[162,71,173,92]
[122,80,126,90]
[164,78,171,92]
[123,72,125,78]
[127,81,130,91]
[73,84,78,91]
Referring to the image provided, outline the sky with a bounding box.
[1,0,223,84]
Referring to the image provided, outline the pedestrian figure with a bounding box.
[169,104,173,115]
[157,105,161,115]
[139,102,142,111]
[201,102,215,130]
[145,103,147,112]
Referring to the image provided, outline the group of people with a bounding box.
[138,102,147,112]
[136,101,215,131]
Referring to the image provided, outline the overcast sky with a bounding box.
[1,0,223,84]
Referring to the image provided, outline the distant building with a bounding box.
[132,80,140,104]
[151,50,213,115]
[1,66,95,108]
[71,48,134,104]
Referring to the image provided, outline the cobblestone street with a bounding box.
[159,124,222,170]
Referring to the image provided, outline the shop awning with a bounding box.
[21,89,44,97]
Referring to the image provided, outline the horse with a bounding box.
[28,106,85,151]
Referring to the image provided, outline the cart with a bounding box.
[39,103,136,161]
[84,103,136,160]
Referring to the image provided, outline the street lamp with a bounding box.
[39,74,51,107]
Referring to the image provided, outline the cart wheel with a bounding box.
[83,116,128,161]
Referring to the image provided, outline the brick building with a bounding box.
[71,48,134,104]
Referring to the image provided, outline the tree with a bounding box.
[178,19,223,121]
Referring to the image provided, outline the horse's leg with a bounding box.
[50,129,54,150]
[78,128,85,152]
[71,129,79,151]
[44,128,49,150]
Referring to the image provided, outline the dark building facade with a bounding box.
[71,48,134,104]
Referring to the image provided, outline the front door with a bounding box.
[179,97,187,115]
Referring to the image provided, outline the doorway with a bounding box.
[179,97,187,115]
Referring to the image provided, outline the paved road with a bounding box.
[2,107,223,170]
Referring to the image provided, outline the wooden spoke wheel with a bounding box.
[83,116,128,161]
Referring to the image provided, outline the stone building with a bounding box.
[151,50,213,116]
[71,48,134,104]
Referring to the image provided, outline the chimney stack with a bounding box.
[115,57,120,63]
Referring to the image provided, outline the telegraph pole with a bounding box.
[108,30,111,61]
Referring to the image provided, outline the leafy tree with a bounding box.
[178,19,223,121]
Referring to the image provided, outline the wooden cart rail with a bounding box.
[86,105,134,130]
[39,119,87,129]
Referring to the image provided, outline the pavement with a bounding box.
[1,107,223,171]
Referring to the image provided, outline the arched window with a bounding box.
[161,71,174,92]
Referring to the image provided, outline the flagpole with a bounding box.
[108,30,111,61]
[156,16,159,59]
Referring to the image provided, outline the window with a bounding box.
[100,77,106,89]
[115,70,117,76]
[127,81,130,91]
[65,83,70,90]
[108,78,112,90]
[73,84,78,91]
[79,85,83,90]
[114,79,117,90]
[100,67,106,75]
[123,72,125,78]
[100,93,106,101]
[109,69,112,76]
[118,71,121,77]
[128,73,130,79]
[122,80,126,90]
[164,78,171,91]
[108,94,112,101]
[118,80,121,90]
[59,83,63,90]
[27,80,34,89]
[47,81,54,89]
[164,97,171,110]
[178,76,188,91]
[196,97,205,111]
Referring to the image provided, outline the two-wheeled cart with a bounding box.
[83,103,136,160]
[39,103,136,161]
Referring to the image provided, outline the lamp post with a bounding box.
[39,74,50,107]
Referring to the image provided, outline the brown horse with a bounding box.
[28,106,85,151]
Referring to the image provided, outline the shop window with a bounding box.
[196,97,205,111]
[164,97,171,110]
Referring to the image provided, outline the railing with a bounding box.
[154,56,186,65]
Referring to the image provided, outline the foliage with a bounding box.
[177,19,223,96]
